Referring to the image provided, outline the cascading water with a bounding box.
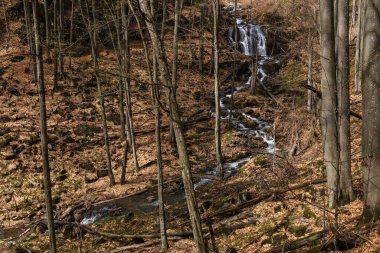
[80,9,279,225]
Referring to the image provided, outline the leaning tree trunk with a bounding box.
[169,0,182,152]
[336,0,354,204]
[361,0,380,222]
[126,1,169,247]
[138,1,206,252]
[32,1,57,251]
[212,0,223,179]
[319,0,340,209]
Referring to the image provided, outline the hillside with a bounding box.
[0,0,377,252]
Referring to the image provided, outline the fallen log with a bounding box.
[109,240,161,253]
[208,178,326,219]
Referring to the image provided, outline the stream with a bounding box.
[80,11,279,226]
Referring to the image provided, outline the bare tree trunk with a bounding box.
[307,28,314,111]
[336,0,354,203]
[361,0,380,222]
[198,4,205,72]
[139,1,206,251]
[127,2,168,247]
[121,3,139,171]
[354,0,363,92]
[228,0,238,129]
[212,0,223,179]
[53,0,58,91]
[68,0,74,83]
[43,0,51,60]
[169,0,182,153]
[161,0,167,40]
[58,0,64,75]
[79,0,115,186]
[32,1,57,251]
[23,0,37,82]
[1,0,10,48]
[152,43,169,252]
[319,0,339,208]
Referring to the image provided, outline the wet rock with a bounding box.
[96,169,108,178]
[260,60,281,75]
[85,174,98,184]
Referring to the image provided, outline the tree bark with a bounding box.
[361,0,380,222]
[43,0,51,60]
[319,0,340,208]
[138,1,206,252]
[355,0,363,92]
[307,28,314,111]
[212,0,223,179]
[336,0,354,203]
[32,0,57,251]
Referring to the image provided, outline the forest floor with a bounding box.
[0,0,378,252]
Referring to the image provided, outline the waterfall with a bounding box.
[228,19,267,57]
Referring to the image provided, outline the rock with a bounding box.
[253,155,270,167]
[4,189,14,203]
[14,247,30,253]
[146,196,156,203]
[0,148,16,160]
[238,191,252,203]
[303,206,316,219]
[62,224,79,239]
[223,247,237,253]
[74,208,86,221]
[57,169,68,181]
[201,200,212,210]
[271,232,288,246]
[35,222,48,234]
[52,196,61,205]
[10,55,25,63]
[85,174,98,184]
[96,169,108,178]
[288,224,309,237]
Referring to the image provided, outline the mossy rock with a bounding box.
[253,155,270,167]
[0,133,18,148]
[288,224,308,237]
[303,206,316,219]
[193,90,202,100]
[271,232,288,246]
